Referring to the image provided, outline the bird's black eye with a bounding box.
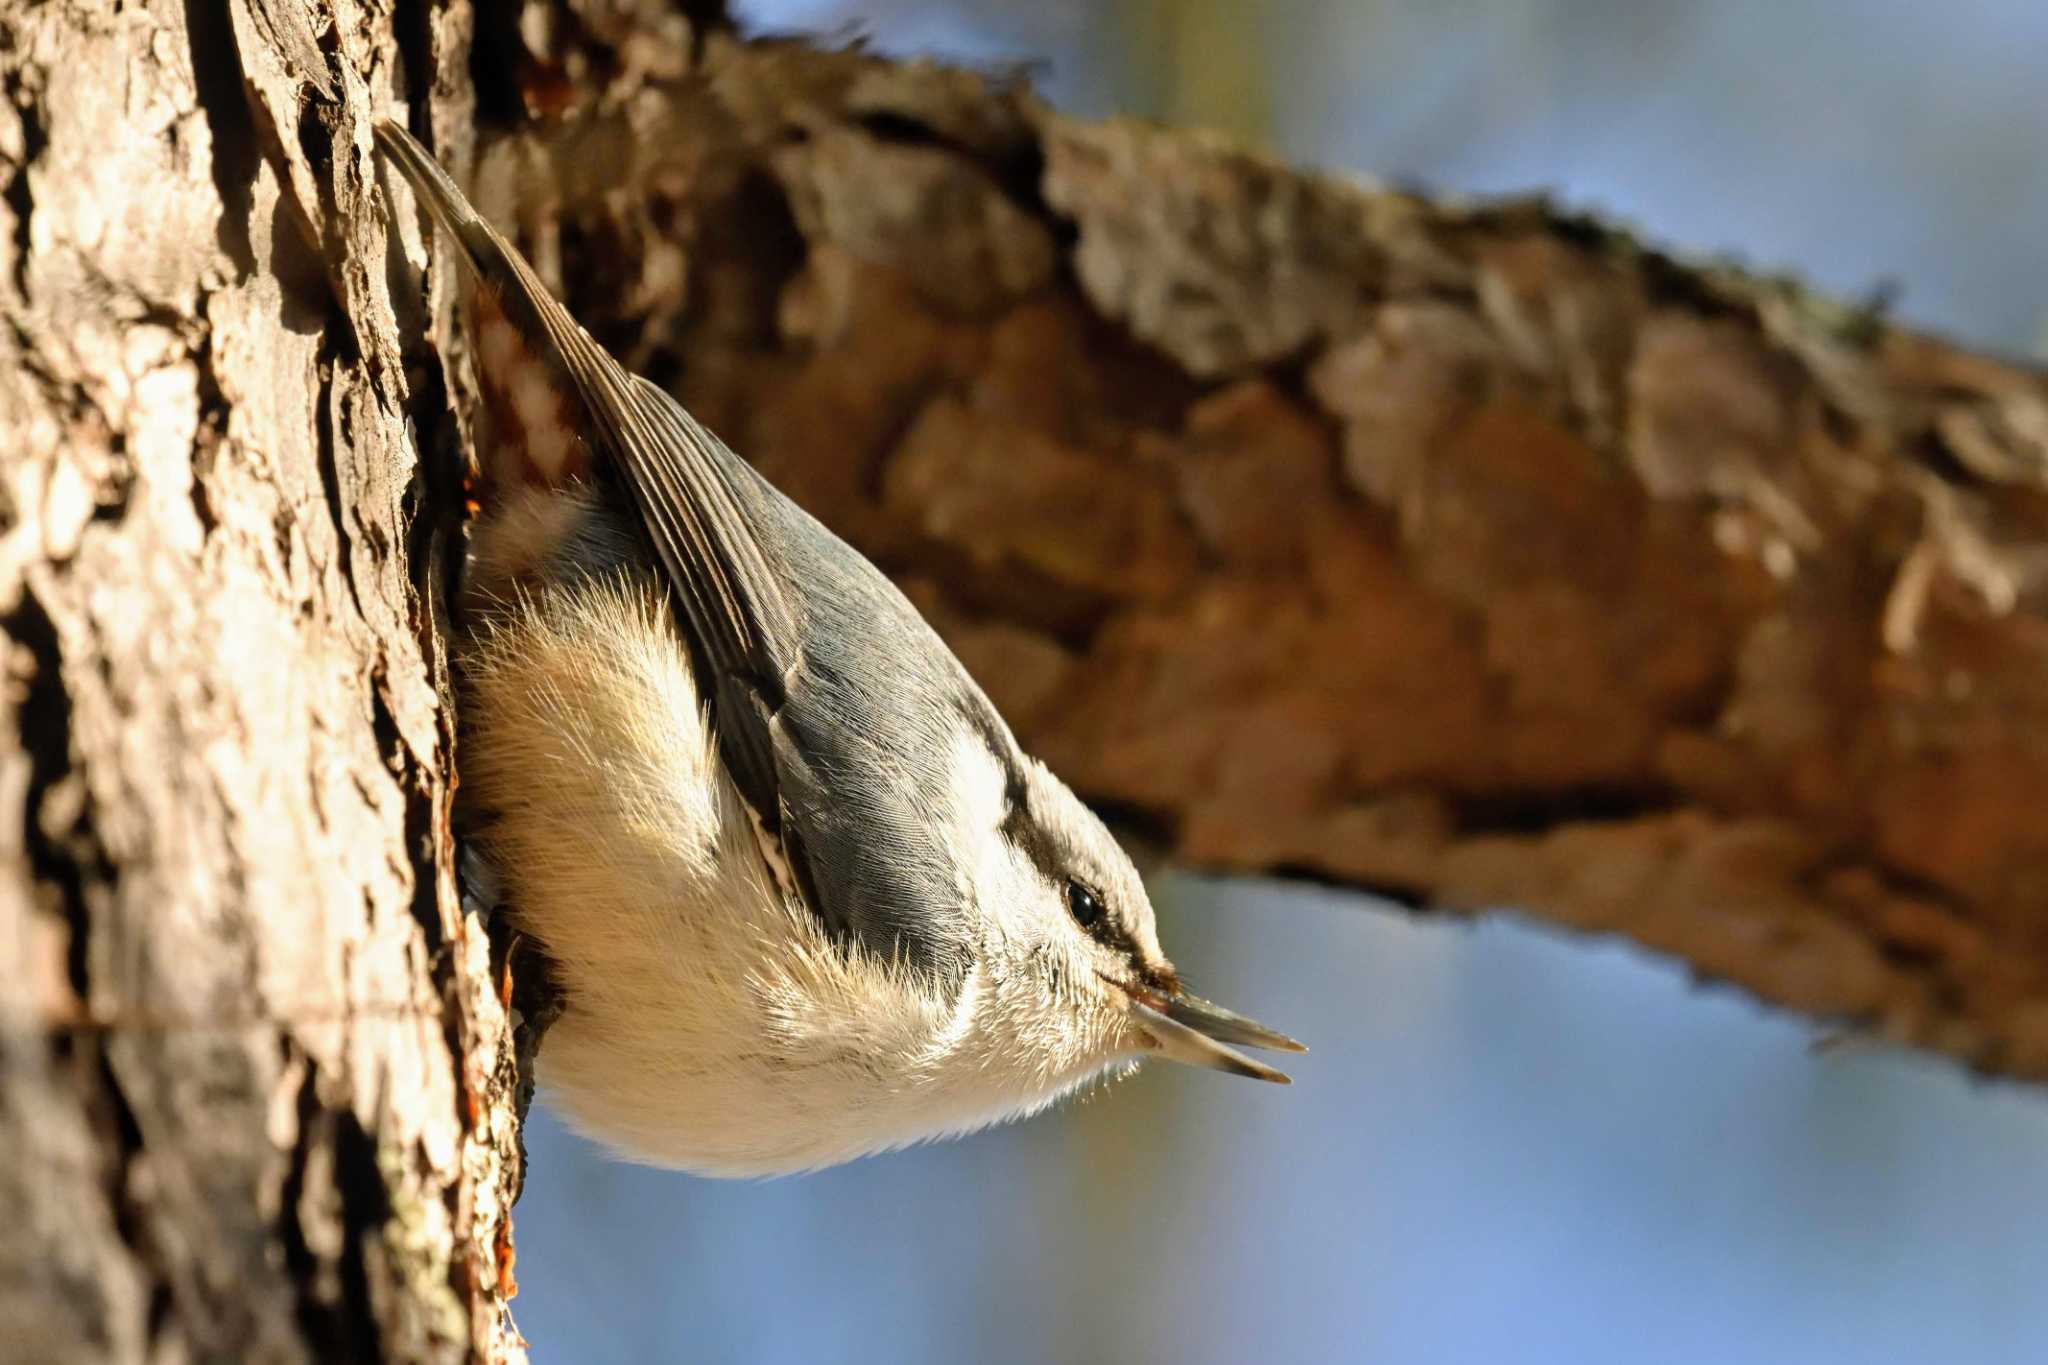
[1066,879,1104,931]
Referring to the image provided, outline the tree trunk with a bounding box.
[1,1,521,1360]
[9,3,2048,1359]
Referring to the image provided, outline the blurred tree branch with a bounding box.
[497,28,2048,1082]
[7,2,2048,1359]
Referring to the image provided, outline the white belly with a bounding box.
[459,570,1117,1175]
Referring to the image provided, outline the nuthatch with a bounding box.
[374,120,1302,1177]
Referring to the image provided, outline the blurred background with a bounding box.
[510,4,2048,1362]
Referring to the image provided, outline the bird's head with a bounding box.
[963,748,1304,1089]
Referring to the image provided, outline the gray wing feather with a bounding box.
[377,121,981,983]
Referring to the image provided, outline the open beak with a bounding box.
[1110,976,1307,1085]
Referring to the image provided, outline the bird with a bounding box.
[372,118,1303,1177]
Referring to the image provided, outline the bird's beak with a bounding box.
[1113,977,1307,1085]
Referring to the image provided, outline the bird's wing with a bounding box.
[376,121,967,980]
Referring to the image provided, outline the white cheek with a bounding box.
[946,727,1012,833]
[945,730,1056,938]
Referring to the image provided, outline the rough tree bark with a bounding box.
[1,2,523,1360]
[8,2,2048,1360]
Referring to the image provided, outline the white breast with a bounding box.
[459,564,1122,1175]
